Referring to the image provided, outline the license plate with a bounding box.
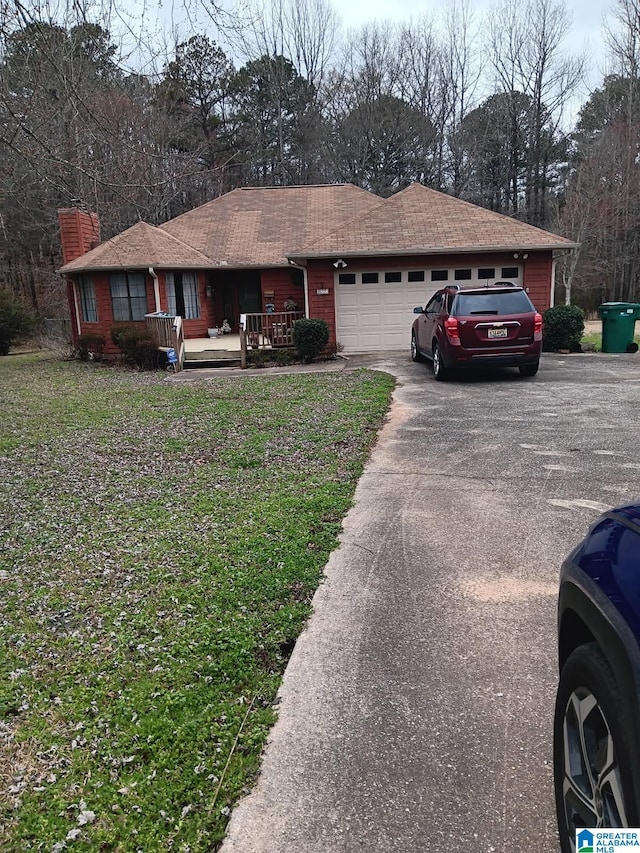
[488,327,508,339]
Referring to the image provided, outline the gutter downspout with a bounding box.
[70,278,82,336]
[287,258,309,317]
[303,266,309,318]
[149,266,160,312]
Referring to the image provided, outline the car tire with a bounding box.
[554,643,637,853]
[411,331,423,362]
[432,342,449,381]
[519,362,539,377]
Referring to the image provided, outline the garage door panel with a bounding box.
[336,279,439,353]
[358,293,383,308]
[337,292,359,308]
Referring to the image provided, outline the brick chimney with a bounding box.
[58,208,101,265]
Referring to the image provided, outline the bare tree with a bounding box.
[488,0,583,225]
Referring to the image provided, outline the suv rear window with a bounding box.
[453,290,534,316]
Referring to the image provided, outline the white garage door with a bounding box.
[334,265,523,353]
[336,273,435,352]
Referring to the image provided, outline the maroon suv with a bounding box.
[411,283,543,380]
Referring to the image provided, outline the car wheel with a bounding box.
[519,362,539,377]
[554,643,636,853]
[432,343,449,381]
[411,331,423,362]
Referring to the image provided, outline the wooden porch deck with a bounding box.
[148,312,302,370]
[185,336,242,354]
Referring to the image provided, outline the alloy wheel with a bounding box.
[560,686,627,851]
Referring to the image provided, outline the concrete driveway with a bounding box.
[220,352,640,853]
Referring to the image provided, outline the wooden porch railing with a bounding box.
[240,311,303,368]
[145,312,185,371]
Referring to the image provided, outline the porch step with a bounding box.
[184,354,242,370]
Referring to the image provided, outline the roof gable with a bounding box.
[290,183,577,258]
[160,184,382,267]
[59,221,213,273]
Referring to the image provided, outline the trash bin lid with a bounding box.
[599,302,640,316]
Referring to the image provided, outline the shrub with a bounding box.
[110,324,161,369]
[247,349,271,368]
[76,333,106,360]
[273,348,298,366]
[246,348,298,369]
[0,290,36,356]
[292,318,329,363]
[111,324,141,351]
[543,305,585,352]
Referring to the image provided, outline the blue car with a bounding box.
[554,504,640,851]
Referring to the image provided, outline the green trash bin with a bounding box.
[599,302,640,353]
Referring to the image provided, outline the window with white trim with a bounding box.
[78,275,98,322]
[166,272,200,319]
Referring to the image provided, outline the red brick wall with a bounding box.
[261,268,304,312]
[71,271,155,353]
[307,261,338,348]
[58,209,100,265]
[522,253,553,312]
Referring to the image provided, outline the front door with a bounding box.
[219,272,262,330]
[238,274,262,314]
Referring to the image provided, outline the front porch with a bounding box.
[176,310,304,368]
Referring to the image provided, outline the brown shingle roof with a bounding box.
[289,183,578,259]
[159,184,382,266]
[60,183,577,275]
[59,221,213,273]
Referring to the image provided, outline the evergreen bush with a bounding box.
[543,305,585,352]
[110,324,161,369]
[292,318,329,363]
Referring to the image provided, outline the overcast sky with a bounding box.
[337,0,613,90]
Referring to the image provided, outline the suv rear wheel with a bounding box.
[519,362,539,377]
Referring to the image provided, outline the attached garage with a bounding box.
[333,263,524,353]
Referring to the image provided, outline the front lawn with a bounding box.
[0,355,394,851]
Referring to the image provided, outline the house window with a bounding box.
[384,271,402,283]
[362,272,379,284]
[501,267,519,279]
[166,272,200,319]
[478,268,495,279]
[109,272,147,321]
[78,275,97,322]
[454,269,472,281]
[338,273,356,284]
[408,270,425,282]
[431,270,448,282]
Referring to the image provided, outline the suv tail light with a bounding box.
[444,316,460,345]
[534,312,543,341]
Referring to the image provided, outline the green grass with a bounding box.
[0,354,394,852]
